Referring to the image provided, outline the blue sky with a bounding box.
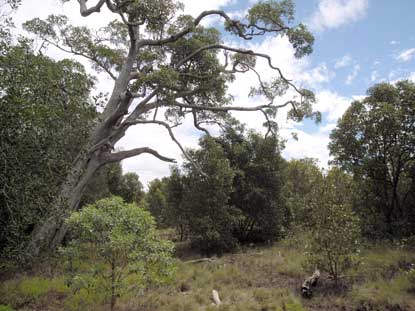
[13,0,415,185]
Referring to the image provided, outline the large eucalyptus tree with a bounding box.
[23,0,318,257]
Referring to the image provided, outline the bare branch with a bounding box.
[78,0,106,17]
[170,100,295,112]
[103,147,176,163]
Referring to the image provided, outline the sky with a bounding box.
[11,0,415,187]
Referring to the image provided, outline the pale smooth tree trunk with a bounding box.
[26,152,102,257]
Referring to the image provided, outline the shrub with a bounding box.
[305,168,361,286]
[62,196,175,311]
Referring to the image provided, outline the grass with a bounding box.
[1,242,415,310]
[0,276,68,310]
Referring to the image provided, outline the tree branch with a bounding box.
[103,147,176,163]
[137,10,253,48]
[78,0,106,17]
[170,100,294,112]
[192,109,210,136]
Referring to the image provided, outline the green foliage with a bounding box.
[183,137,237,254]
[163,122,287,253]
[117,172,144,203]
[330,81,415,239]
[23,0,317,141]
[62,196,175,310]
[146,178,169,227]
[81,163,144,206]
[163,167,188,240]
[0,42,96,260]
[0,305,14,311]
[0,276,67,309]
[283,158,323,228]
[23,15,126,76]
[305,168,361,285]
[243,0,314,58]
[217,125,286,243]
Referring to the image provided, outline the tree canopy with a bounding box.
[18,0,319,257]
[330,81,415,238]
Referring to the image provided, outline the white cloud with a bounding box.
[181,0,235,17]
[281,89,360,167]
[346,64,360,85]
[370,70,378,82]
[314,91,352,122]
[396,48,415,62]
[282,128,331,167]
[389,72,415,85]
[228,9,248,20]
[319,123,337,133]
[308,0,369,32]
[301,63,336,87]
[390,40,399,45]
[334,55,352,69]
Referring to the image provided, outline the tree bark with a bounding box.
[25,151,102,258]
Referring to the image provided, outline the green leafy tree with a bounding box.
[183,137,237,254]
[217,124,286,243]
[165,124,288,249]
[164,167,188,241]
[283,158,323,228]
[0,42,96,260]
[329,81,415,238]
[21,0,318,257]
[82,162,144,206]
[63,196,174,311]
[117,172,144,203]
[146,178,169,226]
[306,168,361,286]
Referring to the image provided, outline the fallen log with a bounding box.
[185,258,214,264]
[301,269,320,298]
[212,289,222,305]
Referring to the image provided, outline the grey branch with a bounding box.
[192,109,210,136]
[78,0,106,17]
[104,147,176,163]
[170,100,295,112]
